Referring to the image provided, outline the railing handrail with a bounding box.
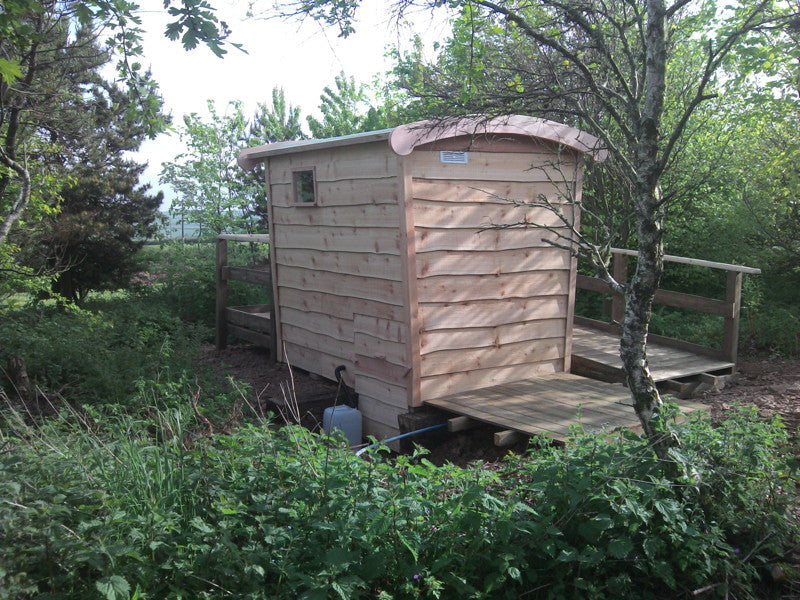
[611,248,761,275]
[217,233,270,243]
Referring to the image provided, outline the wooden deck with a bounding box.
[425,373,705,442]
[571,324,735,383]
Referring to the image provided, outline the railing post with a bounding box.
[215,237,228,350]
[610,252,627,326]
[723,270,743,365]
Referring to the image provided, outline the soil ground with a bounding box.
[207,343,800,466]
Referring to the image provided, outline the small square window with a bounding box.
[292,168,317,205]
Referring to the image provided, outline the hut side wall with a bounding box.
[266,142,412,439]
[408,144,581,400]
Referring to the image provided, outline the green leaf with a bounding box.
[607,537,634,559]
[0,58,22,85]
[95,575,131,600]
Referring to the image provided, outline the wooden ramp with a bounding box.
[571,324,735,383]
[425,373,705,442]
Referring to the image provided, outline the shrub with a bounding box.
[0,293,211,410]
[0,405,794,600]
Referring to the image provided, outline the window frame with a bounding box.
[291,166,318,206]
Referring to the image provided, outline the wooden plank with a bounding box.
[227,324,272,348]
[563,191,581,373]
[354,354,411,386]
[357,394,407,429]
[416,247,571,277]
[275,248,403,281]
[215,238,228,350]
[277,265,405,305]
[417,270,569,303]
[270,143,400,184]
[265,160,283,363]
[723,271,743,363]
[494,430,525,447]
[224,265,272,286]
[415,134,553,154]
[421,295,568,330]
[577,274,733,316]
[280,306,353,342]
[415,226,569,253]
[397,156,422,408]
[611,247,762,275]
[408,151,579,182]
[412,200,570,229]
[420,357,562,400]
[420,337,565,377]
[278,288,404,322]
[225,307,272,333]
[420,318,566,354]
[272,203,400,227]
[270,178,399,207]
[353,374,408,407]
[447,416,478,432]
[281,323,353,359]
[217,233,270,243]
[355,331,407,367]
[411,179,572,204]
[354,314,408,344]
[274,224,401,254]
[282,342,354,386]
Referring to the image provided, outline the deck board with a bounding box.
[425,373,705,441]
[571,325,734,382]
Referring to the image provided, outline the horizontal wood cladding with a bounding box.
[279,288,404,321]
[420,358,562,399]
[421,296,569,330]
[413,200,570,230]
[282,323,352,359]
[358,394,408,429]
[277,265,405,305]
[412,180,573,203]
[270,179,399,207]
[280,306,352,342]
[269,143,399,185]
[354,354,410,386]
[355,331,406,366]
[419,318,566,354]
[274,224,401,254]
[272,203,401,227]
[354,313,407,344]
[407,151,580,182]
[282,341,354,385]
[420,337,565,377]
[275,249,402,281]
[354,373,408,407]
[417,270,570,303]
[417,248,571,277]
[415,227,569,253]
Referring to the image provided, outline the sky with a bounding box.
[132,0,451,207]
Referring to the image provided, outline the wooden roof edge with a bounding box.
[237,129,394,170]
[237,115,607,170]
[389,115,608,161]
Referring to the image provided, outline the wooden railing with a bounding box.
[575,248,761,364]
[215,234,276,359]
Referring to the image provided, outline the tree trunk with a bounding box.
[619,186,676,457]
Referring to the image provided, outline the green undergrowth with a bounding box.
[1,405,795,600]
[0,292,240,419]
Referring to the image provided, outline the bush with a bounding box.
[139,241,270,326]
[0,293,213,410]
[0,406,794,600]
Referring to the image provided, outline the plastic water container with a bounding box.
[323,405,362,447]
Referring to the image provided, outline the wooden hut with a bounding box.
[238,115,606,439]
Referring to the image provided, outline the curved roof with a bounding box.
[237,115,606,171]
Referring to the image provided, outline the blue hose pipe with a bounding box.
[355,423,447,456]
